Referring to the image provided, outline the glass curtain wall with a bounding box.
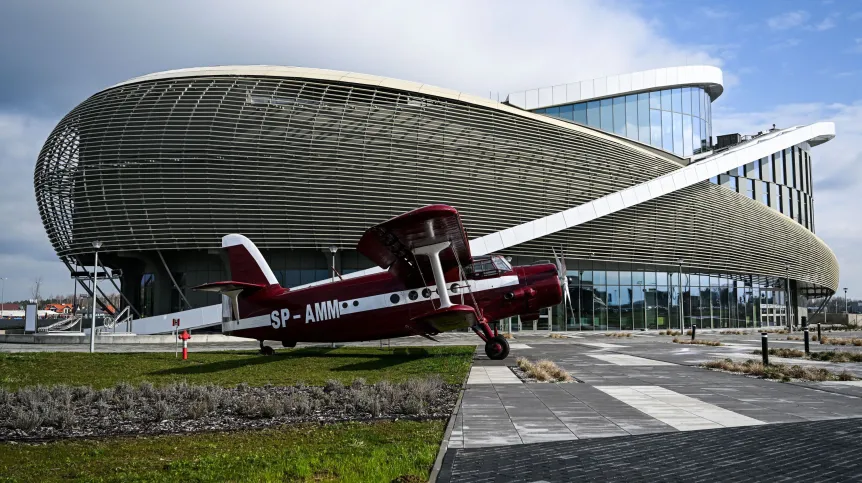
[554,260,785,330]
[710,144,816,232]
[534,87,712,157]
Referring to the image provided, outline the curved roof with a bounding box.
[105,65,679,162]
[505,65,724,111]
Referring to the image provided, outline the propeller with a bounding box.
[552,248,578,325]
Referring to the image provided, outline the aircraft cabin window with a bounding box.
[390,294,400,304]
[493,256,512,271]
[408,290,418,300]
[450,283,459,293]
[422,288,431,298]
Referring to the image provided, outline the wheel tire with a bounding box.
[260,345,275,356]
[484,335,510,360]
[281,340,297,348]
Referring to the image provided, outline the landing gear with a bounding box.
[484,335,510,360]
[259,340,275,356]
[281,340,297,348]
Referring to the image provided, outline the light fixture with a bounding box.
[92,240,103,250]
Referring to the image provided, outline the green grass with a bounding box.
[0,346,474,389]
[0,420,442,482]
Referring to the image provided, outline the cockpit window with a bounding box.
[492,256,512,271]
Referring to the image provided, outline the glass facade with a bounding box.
[505,260,791,331]
[709,144,815,232]
[534,87,713,157]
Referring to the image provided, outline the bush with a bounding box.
[702,358,857,382]
[673,338,722,346]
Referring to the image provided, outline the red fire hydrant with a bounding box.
[178,329,191,360]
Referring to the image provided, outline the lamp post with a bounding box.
[844,287,848,314]
[90,241,102,353]
[678,259,684,332]
[328,246,338,283]
[0,277,7,319]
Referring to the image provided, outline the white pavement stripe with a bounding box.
[467,366,522,385]
[596,385,764,431]
[587,354,675,366]
[508,344,532,349]
[579,342,628,349]
[821,381,862,387]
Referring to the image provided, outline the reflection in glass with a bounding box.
[587,100,601,128]
[662,111,674,153]
[651,109,662,148]
[613,97,626,136]
[650,91,661,109]
[673,112,683,156]
[661,89,672,111]
[638,93,650,142]
[683,115,693,157]
[692,88,701,118]
[601,99,613,132]
[672,88,682,113]
[560,104,574,121]
[625,95,638,140]
[574,103,587,124]
[682,87,692,114]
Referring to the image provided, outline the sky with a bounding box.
[0,0,860,301]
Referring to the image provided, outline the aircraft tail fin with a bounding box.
[221,234,280,288]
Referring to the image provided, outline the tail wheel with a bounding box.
[484,335,510,360]
[260,345,275,356]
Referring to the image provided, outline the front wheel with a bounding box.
[484,335,510,360]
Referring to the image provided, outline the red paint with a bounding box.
[178,330,191,360]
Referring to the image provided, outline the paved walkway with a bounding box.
[438,418,862,482]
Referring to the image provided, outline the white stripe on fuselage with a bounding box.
[230,275,520,331]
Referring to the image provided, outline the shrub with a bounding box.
[324,379,345,394]
[138,381,156,399]
[186,400,209,419]
[350,378,366,390]
[10,407,42,431]
[259,396,284,418]
[673,338,721,346]
[702,358,857,382]
[153,399,171,421]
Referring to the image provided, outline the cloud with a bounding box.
[713,101,862,295]
[700,7,732,19]
[0,0,723,301]
[764,38,801,51]
[849,11,862,21]
[767,10,810,30]
[808,16,836,31]
[852,38,862,54]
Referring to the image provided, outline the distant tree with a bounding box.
[30,277,43,306]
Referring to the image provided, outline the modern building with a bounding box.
[33,65,838,333]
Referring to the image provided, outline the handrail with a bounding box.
[37,316,83,333]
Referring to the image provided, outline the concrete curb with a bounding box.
[428,367,470,482]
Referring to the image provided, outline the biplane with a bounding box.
[195,205,563,360]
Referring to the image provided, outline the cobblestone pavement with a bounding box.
[437,417,862,482]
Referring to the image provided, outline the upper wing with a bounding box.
[357,204,472,286]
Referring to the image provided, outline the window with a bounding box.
[692,88,701,118]
[761,182,769,206]
[600,98,613,132]
[784,149,793,187]
[673,112,683,156]
[546,106,560,117]
[761,157,772,182]
[752,159,761,178]
[574,103,587,124]
[682,87,692,114]
[683,115,693,156]
[710,176,718,184]
[650,109,662,147]
[650,90,661,109]
[728,176,737,191]
[661,89,672,111]
[625,95,638,140]
[745,179,754,199]
[638,93,650,142]
[587,100,600,128]
[613,96,626,135]
[700,119,708,152]
[774,152,784,184]
[672,88,682,113]
[560,104,574,121]
[492,256,512,271]
[776,186,784,213]
[662,111,673,153]
[693,121,702,154]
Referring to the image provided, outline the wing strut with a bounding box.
[413,241,453,309]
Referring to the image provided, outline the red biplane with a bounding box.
[194,205,563,360]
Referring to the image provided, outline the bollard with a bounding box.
[817,323,822,343]
[691,324,697,341]
[804,327,810,355]
[761,332,769,366]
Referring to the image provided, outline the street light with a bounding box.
[785,263,792,332]
[90,240,102,353]
[844,287,849,314]
[678,259,684,332]
[328,246,338,283]
[0,277,7,319]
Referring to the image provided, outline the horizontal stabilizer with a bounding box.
[192,281,267,295]
[412,305,479,333]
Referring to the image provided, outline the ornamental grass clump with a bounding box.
[702,358,858,382]
[819,336,862,346]
[659,330,681,336]
[672,338,722,346]
[752,348,805,358]
[604,332,632,338]
[516,358,572,382]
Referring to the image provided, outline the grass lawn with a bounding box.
[0,420,442,482]
[0,346,474,389]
